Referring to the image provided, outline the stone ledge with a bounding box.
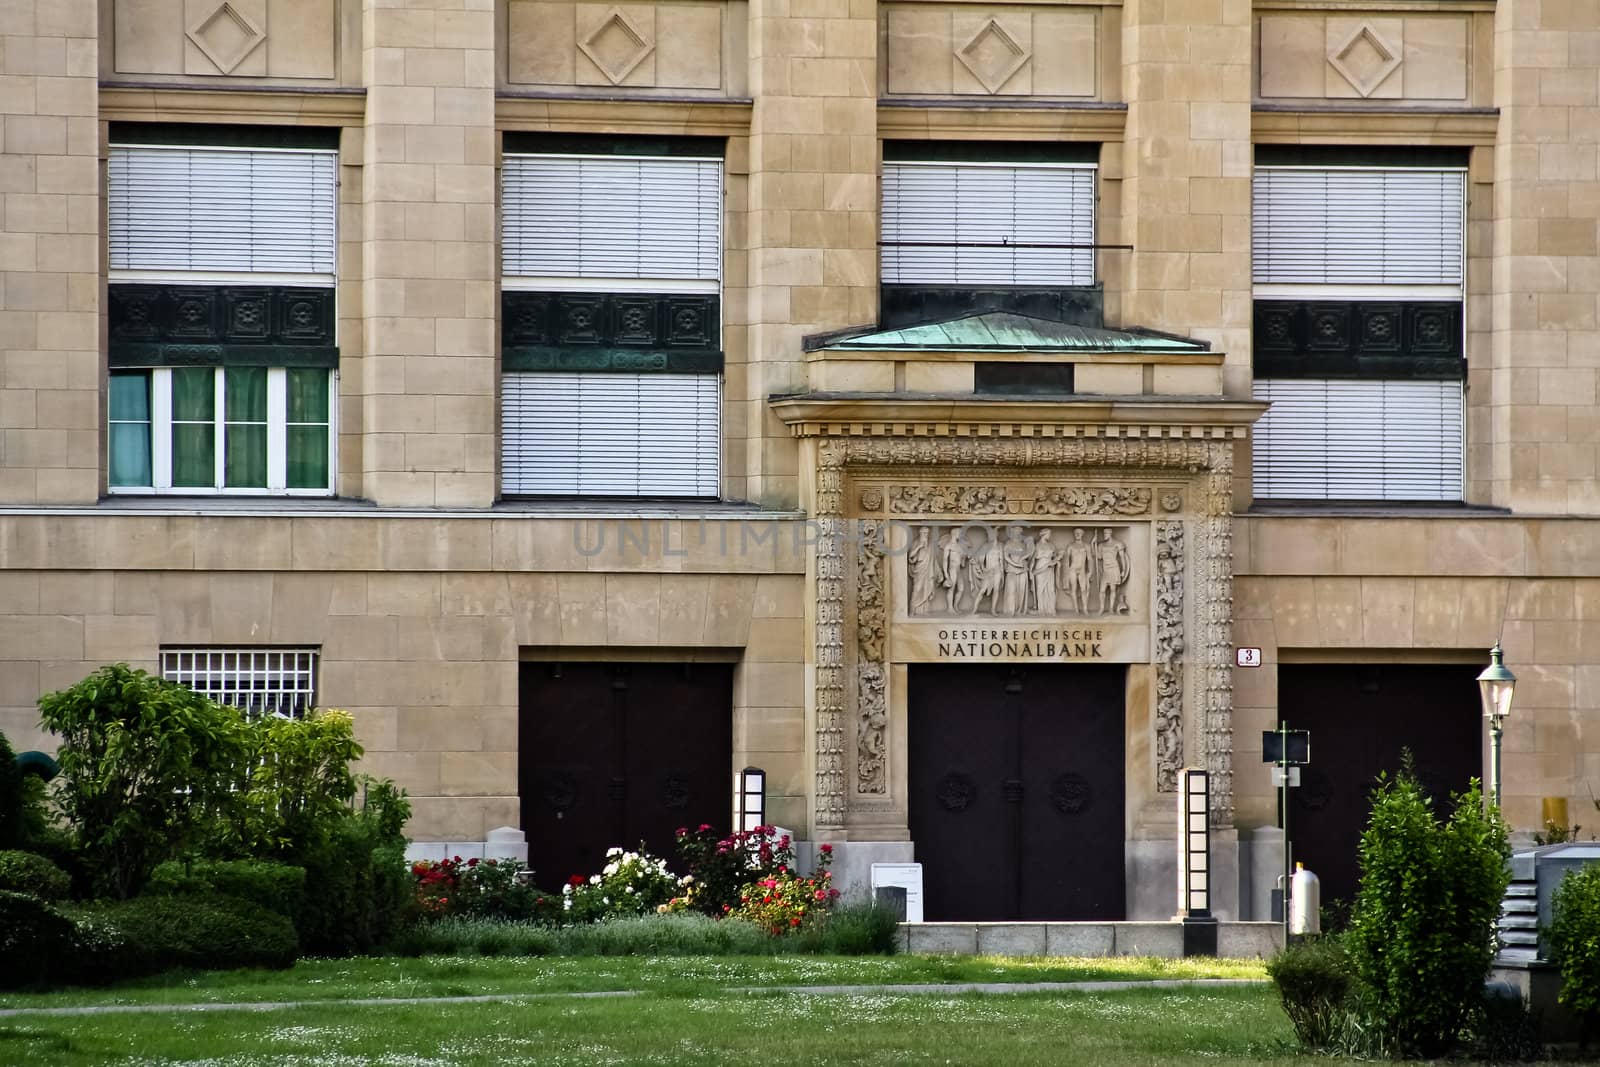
[900,921,1284,958]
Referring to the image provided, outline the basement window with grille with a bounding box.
[1250,147,1468,503]
[500,134,724,498]
[161,647,319,719]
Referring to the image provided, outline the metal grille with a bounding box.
[160,647,319,718]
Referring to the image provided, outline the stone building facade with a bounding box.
[0,0,1597,919]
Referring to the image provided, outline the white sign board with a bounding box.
[1271,765,1302,787]
[870,862,925,923]
[1236,647,1263,668]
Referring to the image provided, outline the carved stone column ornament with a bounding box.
[856,519,888,794]
[1200,444,1237,825]
[1154,521,1185,792]
[813,440,849,828]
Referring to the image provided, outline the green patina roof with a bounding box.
[818,311,1209,353]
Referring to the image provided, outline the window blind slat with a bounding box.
[502,156,722,281]
[881,162,1096,286]
[109,147,337,275]
[1251,378,1464,501]
[501,372,720,497]
[1252,168,1465,288]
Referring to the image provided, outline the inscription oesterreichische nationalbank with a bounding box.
[935,626,1110,659]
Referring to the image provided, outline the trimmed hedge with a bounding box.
[0,849,72,901]
[0,890,79,988]
[148,859,306,925]
[70,894,298,977]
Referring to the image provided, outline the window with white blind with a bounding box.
[502,373,720,496]
[881,161,1096,286]
[109,145,338,279]
[502,154,721,289]
[500,138,725,498]
[107,129,340,497]
[161,647,319,719]
[1251,155,1467,502]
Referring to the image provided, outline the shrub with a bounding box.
[148,859,307,925]
[205,711,362,859]
[411,856,549,920]
[729,843,839,935]
[561,847,683,923]
[0,889,79,988]
[793,901,900,955]
[391,912,777,958]
[74,893,298,975]
[674,824,800,917]
[1549,862,1600,1047]
[0,849,72,901]
[292,779,414,956]
[1346,771,1509,1058]
[0,730,23,850]
[39,664,252,899]
[1267,935,1353,1050]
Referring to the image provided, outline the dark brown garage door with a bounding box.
[1278,663,1482,907]
[909,663,1126,921]
[519,661,733,888]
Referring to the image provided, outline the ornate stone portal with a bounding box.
[769,416,1255,851]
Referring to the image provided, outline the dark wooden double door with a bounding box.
[909,664,1126,921]
[518,662,732,888]
[1279,663,1482,906]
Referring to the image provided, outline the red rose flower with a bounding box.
[820,843,833,854]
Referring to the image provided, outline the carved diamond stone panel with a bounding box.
[955,18,1030,95]
[187,2,266,75]
[1328,22,1401,98]
[579,8,655,86]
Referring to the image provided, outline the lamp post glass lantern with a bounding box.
[734,767,766,832]
[1477,643,1516,811]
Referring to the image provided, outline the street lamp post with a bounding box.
[1477,643,1517,811]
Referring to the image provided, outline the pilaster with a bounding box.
[741,0,879,509]
[0,0,100,504]
[360,0,497,507]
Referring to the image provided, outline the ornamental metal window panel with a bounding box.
[881,162,1097,287]
[109,146,337,278]
[501,155,722,284]
[1251,167,1465,288]
[161,648,319,718]
[501,371,720,496]
[1250,378,1464,502]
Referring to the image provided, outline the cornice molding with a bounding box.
[878,101,1126,142]
[1253,106,1498,145]
[496,95,753,136]
[770,394,1266,438]
[99,85,365,125]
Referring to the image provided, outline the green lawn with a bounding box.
[0,953,1266,1010]
[3,984,1304,1066]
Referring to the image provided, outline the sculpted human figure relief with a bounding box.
[968,531,1005,615]
[1096,528,1131,614]
[907,522,1139,619]
[907,526,937,616]
[1063,527,1093,614]
[1000,525,1033,616]
[939,527,966,614]
[1031,529,1061,615]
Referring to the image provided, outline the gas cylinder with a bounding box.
[1289,862,1321,935]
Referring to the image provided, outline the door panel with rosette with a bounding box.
[519,662,733,888]
[909,662,1126,920]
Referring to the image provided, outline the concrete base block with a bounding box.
[905,924,978,954]
[1111,921,1184,958]
[815,840,915,902]
[406,841,486,861]
[975,923,1049,956]
[1489,961,1581,1044]
[1218,922,1284,959]
[1046,923,1115,956]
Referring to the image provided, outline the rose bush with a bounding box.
[730,841,839,935]
[561,847,685,923]
[410,856,553,921]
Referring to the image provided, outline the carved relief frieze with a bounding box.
[1257,12,1474,103]
[885,3,1098,100]
[111,0,338,81]
[905,523,1135,620]
[888,484,1152,517]
[1154,521,1185,793]
[507,0,738,94]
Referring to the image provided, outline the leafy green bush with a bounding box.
[1267,935,1353,1050]
[0,849,71,901]
[0,889,79,988]
[1549,862,1600,1046]
[0,731,23,850]
[74,893,298,975]
[292,780,414,956]
[39,664,252,899]
[1346,771,1509,1058]
[391,912,775,958]
[148,859,306,924]
[205,711,362,858]
[561,847,683,922]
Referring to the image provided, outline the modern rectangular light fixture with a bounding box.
[1178,768,1211,918]
[734,766,766,832]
